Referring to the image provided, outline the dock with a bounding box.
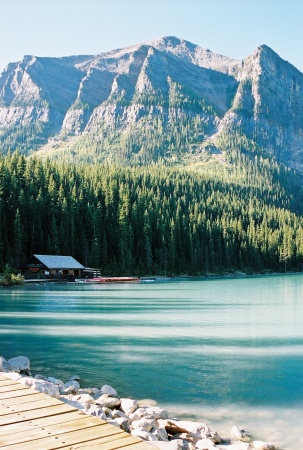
[0,374,154,449]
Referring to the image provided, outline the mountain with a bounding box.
[0,36,303,170]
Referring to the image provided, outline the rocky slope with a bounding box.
[0,36,302,169]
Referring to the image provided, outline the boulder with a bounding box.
[20,378,61,398]
[7,356,30,373]
[85,404,107,420]
[111,409,127,419]
[218,443,250,450]
[120,397,139,415]
[231,426,252,442]
[131,428,158,441]
[252,442,275,450]
[71,393,95,406]
[47,377,65,389]
[95,394,121,409]
[149,439,192,449]
[70,374,81,381]
[131,418,157,432]
[115,416,131,433]
[151,427,169,441]
[195,438,216,449]
[34,374,47,380]
[129,406,168,421]
[100,384,118,397]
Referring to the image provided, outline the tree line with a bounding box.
[1,151,303,275]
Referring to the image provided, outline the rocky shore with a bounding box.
[0,355,275,450]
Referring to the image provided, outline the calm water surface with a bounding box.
[1,274,303,449]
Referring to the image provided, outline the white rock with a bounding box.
[21,378,61,398]
[47,377,65,388]
[231,426,252,442]
[195,438,216,449]
[100,384,118,396]
[152,427,169,441]
[34,374,47,380]
[111,409,127,419]
[115,416,131,433]
[60,397,85,410]
[131,418,157,431]
[8,356,30,373]
[72,393,95,406]
[149,439,191,449]
[120,397,139,415]
[129,406,168,421]
[70,374,81,381]
[85,404,107,420]
[218,443,250,450]
[252,442,275,450]
[64,380,80,390]
[95,394,121,409]
[131,428,158,441]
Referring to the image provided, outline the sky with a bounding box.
[0,0,302,73]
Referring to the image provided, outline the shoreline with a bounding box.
[0,355,276,450]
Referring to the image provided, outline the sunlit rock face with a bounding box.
[0,36,303,170]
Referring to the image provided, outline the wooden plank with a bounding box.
[0,423,124,450]
[70,434,154,449]
[0,379,22,387]
[0,410,84,436]
[0,392,49,405]
[0,396,64,417]
[0,374,154,449]
[0,384,28,394]
[0,416,108,446]
[0,388,40,400]
[0,403,77,425]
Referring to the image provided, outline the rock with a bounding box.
[218,443,250,450]
[231,426,252,442]
[72,393,95,406]
[19,377,60,399]
[100,384,118,397]
[70,374,81,381]
[252,442,275,450]
[85,404,107,420]
[64,379,80,390]
[60,397,85,410]
[115,416,131,433]
[111,409,127,419]
[120,397,139,415]
[95,394,121,409]
[102,406,113,417]
[7,356,30,373]
[129,406,168,421]
[149,439,191,449]
[60,380,80,395]
[151,427,169,441]
[47,377,65,388]
[195,438,216,449]
[131,428,158,442]
[34,374,47,380]
[206,431,222,444]
[131,418,157,432]
[158,419,210,439]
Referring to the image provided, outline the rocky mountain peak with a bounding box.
[0,37,302,170]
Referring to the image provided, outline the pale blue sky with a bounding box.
[0,0,302,73]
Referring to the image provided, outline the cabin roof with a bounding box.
[32,254,85,269]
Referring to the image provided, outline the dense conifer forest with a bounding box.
[1,150,303,275]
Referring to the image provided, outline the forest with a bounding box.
[1,150,303,276]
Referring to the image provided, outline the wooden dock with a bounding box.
[0,374,154,449]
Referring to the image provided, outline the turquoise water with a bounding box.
[1,274,303,449]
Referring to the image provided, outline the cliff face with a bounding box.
[0,36,302,169]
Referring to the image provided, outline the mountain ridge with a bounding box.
[0,36,303,171]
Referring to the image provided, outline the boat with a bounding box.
[85,276,140,283]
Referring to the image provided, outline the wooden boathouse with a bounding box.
[19,255,85,281]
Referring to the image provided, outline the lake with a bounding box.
[1,274,303,449]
